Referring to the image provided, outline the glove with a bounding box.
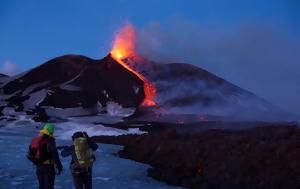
[56,164,63,175]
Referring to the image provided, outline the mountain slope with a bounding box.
[0,54,293,121]
[0,54,144,112]
[149,62,285,120]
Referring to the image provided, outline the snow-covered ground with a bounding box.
[0,119,183,189]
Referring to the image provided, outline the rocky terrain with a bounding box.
[0,53,291,122]
[1,52,297,189]
[92,122,300,189]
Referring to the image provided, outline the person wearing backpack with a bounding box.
[61,131,98,189]
[27,123,63,189]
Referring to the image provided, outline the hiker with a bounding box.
[61,131,98,189]
[27,123,63,189]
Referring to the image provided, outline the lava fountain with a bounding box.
[111,24,156,106]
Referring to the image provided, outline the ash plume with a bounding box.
[135,18,300,118]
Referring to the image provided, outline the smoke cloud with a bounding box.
[0,60,20,76]
[135,19,300,116]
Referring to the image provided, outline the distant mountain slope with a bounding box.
[150,62,285,120]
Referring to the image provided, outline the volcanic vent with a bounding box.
[0,24,159,115]
[110,24,156,107]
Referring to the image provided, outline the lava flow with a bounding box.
[111,24,156,106]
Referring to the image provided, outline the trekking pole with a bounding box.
[56,145,69,150]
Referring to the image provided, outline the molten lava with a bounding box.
[111,24,156,106]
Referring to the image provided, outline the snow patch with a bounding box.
[2,107,16,116]
[23,89,48,109]
[45,107,98,118]
[22,81,50,95]
[106,101,135,117]
[94,177,111,181]
[0,70,30,86]
[68,115,124,125]
[11,181,22,186]
[55,122,146,140]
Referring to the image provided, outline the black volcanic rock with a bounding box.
[1,54,145,110]
[118,124,300,189]
[2,55,88,94]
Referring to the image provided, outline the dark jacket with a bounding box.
[40,135,62,167]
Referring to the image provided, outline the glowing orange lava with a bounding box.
[111,24,156,106]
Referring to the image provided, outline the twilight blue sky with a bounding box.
[0,0,300,115]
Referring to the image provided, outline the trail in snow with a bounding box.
[0,120,183,189]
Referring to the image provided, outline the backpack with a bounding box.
[27,136,49,164]
[73,137,94,169]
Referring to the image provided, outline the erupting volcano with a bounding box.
[110,24,156,107]
[0,23,291,122]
